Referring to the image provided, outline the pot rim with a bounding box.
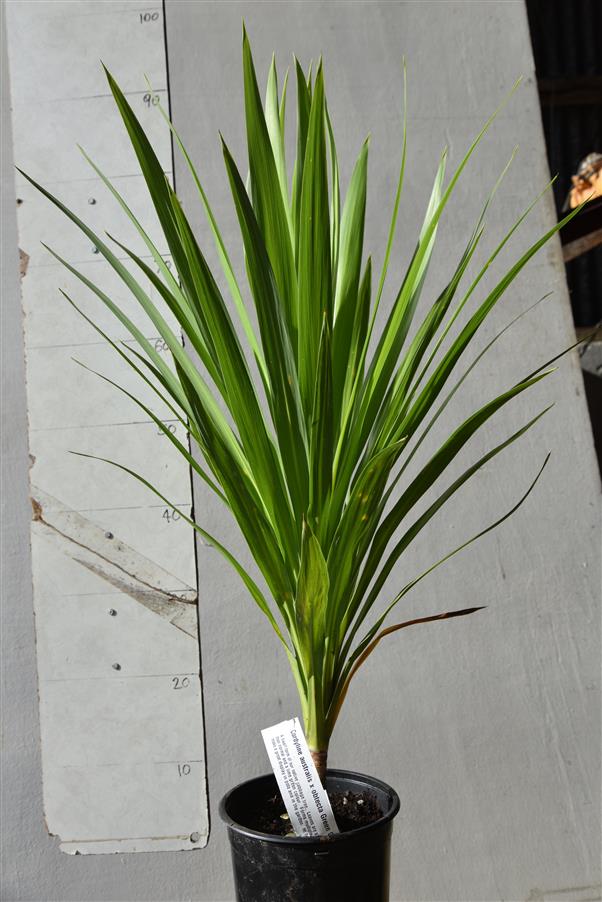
[218,767,400,845]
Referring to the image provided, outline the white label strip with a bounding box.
[5,0,208,854]
[261,718,339,838]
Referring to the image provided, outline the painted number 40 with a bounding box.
[162,508,180,523]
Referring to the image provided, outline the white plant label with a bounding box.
[261,717,339,838]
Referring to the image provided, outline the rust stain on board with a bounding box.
[30,488,198,638]
[19,247,29,278]
[526,884,602,901]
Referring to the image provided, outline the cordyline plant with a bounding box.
[21,32,580,783]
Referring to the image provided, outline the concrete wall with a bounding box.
[2,2,600,900]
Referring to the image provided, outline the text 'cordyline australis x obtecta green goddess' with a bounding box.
[20,28,582,783]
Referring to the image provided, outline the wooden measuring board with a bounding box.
[5,0,208,854]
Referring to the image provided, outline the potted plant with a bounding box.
[20,28,579,902]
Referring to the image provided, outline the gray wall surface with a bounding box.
[2,2,600,901]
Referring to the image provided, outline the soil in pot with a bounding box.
[247,787,384,836]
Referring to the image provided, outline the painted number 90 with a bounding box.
[143,92,160,109]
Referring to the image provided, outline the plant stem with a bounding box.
[310,748,328,785]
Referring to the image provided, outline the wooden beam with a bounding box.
[538,76,602,106]
[563,228,602,262]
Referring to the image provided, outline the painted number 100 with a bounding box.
[139,11,159,23]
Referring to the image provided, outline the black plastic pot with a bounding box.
[219,769,400,902]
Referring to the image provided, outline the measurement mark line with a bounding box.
[155,760,203,765]
[57,760,202,769]
[26,341,148,350]
[26,336,176,351]
[25,254,172,272]
[38,589,195,599]
[39,503,190,514]
[30,418,180,433]
[22,88,168,106]
[17,171,172,188]
[26,341,176,351]
[61,840,199,851]
[41,673,198,683]
[33,6,162,20]
[26,250,172,270]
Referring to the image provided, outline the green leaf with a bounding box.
[265,55,291,226]
[26,45,576,758]
[325,103,341,290]
[297,63,332,421]
[63,292,225,502]
[360,149,447,426]
[243,29,298,343]
[332,150,446,505]
[329,605,484,730]
[295,520,330,675]
[221,137,309,524]
[72,451,291,650]
[332,137,369,424]
[309,317,334,518]
[149,93,268,383]
[340,256,372,420]
[374,58,407,313]
[72,357,227,504]
[395,200,583,446]
[292,57,312,259]
[326,438,406,637]
[330,453,549,731]
[156,193,298,559]
[352,368,554,624]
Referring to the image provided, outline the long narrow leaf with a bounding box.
[243,29,298,343]
[297,63,332,420]
[72,451,291,648]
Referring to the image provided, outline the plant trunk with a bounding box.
[310,748,328,784]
